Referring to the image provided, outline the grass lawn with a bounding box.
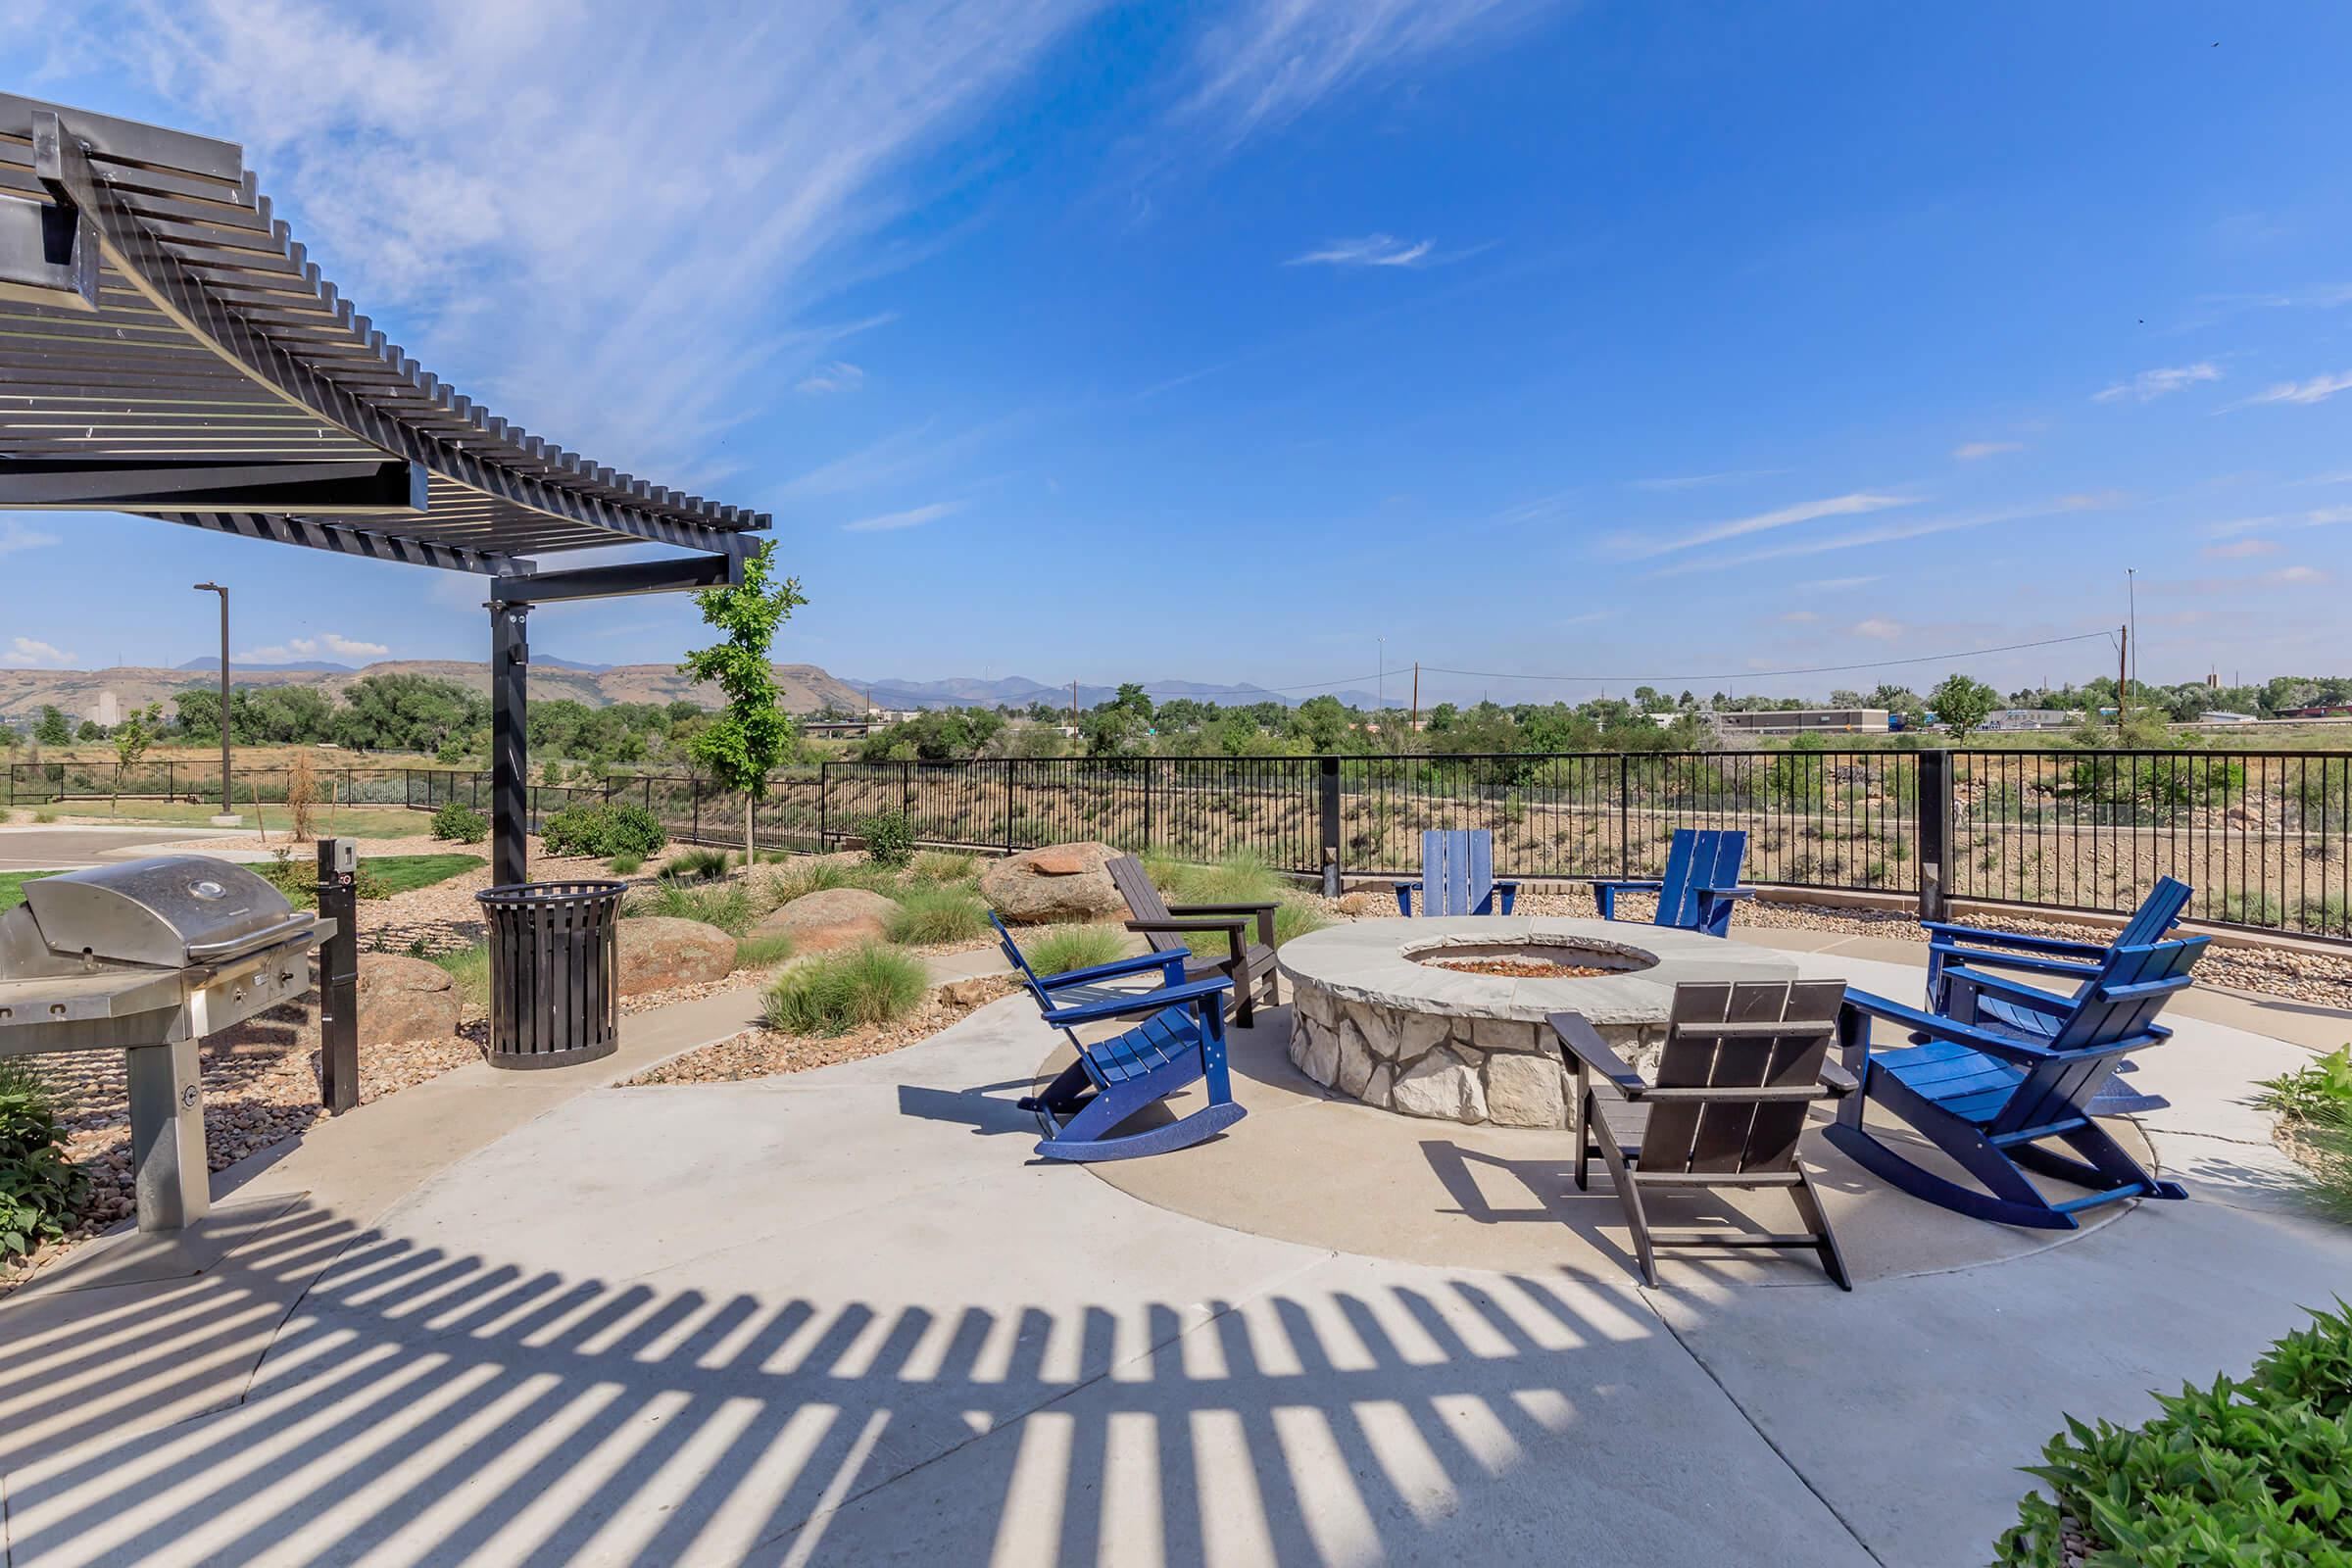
[0,870,57,913]
[368,854,486,896]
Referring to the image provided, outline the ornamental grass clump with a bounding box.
[625,880,755,936]
[2257,1045,2352,1220]
[761,945,927,1036]
[1994,1300,2352,1565]
[660,847,732,883]
[885,886,990,946]
[1022,923,1127,977]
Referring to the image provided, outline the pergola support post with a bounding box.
[490,600,530,888]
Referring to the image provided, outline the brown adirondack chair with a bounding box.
[1104,855,1281,1025]
[1549,979,1856,1290]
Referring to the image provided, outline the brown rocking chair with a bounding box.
[1549,979,1856,1290]
[1104,855,1281,1025]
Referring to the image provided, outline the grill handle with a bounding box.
[184,912,320,964]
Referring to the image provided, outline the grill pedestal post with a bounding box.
[125,1038,209,1231]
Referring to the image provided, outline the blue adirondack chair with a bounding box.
[989,914,1245,1161]
[1592,829,1751,938]
[1394,830,1519,916]
[1824,934,2208,1229]
[1923,876,2192,1013]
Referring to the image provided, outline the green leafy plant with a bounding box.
[761,944,927,1035]
[2259,1047,2352,1130]
[539,803,667,859]
[1021,923,1128,977]
[858,811,915,869]
[0,1060,86,1265]
[733,931,797,970]
[1994,1301,2352,1565]
[886,885,989,946]
[429,802,488,844]
[681,540,807,867]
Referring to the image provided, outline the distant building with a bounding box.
[1708,708,1889,736]
[1979,708,2077,732]
[2280,705,2352,719]
[2197,710,2259,724]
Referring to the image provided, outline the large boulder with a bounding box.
[755,887,900,953]
[616,916,737,996]
[355,953,462,1044]
[980,841,1126,924]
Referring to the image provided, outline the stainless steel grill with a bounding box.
[0,856,332,1231]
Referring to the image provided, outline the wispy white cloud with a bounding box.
[69,0,1096,481]
[2093,363,2221,403]
[1628,468,1788,492]
[795,361,867,395]
[842,500,963,533]
[2203,537,2279,559]
[1648,494,2121,578]
[1803,574,1883,592]
[0,637,75,668]
[234,632,391,663]
[0,520,59,556]
[1287,233,1435,269]
[1952,441,2023,461]
[1852,617,1904,640]
[1612,491,1916,561]
[1177,0,1539,149]
[2268,564,2330,586]
[2227,370,2352,410]
[1779,610,1822,623]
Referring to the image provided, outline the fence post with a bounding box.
[1618,755,1631,878]
[1004,761,1016,856]
[902,760,913,822]
[1318,756,1343,897]
[1142,761,1154,851]
[817,762,829,851]
[1917,749,1953,922]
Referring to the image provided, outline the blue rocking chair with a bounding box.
[1923,876,2192,1012]
[1394,830,1520,916]
[1825,935,2208,1229]
[1592,828,1751,938]
[989,914,1245,1162]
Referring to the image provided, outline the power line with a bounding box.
[1415,630,2115,686]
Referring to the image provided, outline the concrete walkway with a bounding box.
[2,937,2347,1566]
[0,824,243,873]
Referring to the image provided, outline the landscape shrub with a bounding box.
[909,850,977,886]
[761,945,927,1035]
[0,1060,86,1266]
[539,802,667,859]
[886,886,989,946]
[610,853,645,875]
[733,931,797,970]
[1993,1300,2352,1565]
[429,802,488,843]
[1022,924,1127,977]
[661,847,731,883]
[625,880,755,935]
[256,847,391,907]
[2219,890,2285,928]
[2257,1045,2352,1220]
[858,810,915,868]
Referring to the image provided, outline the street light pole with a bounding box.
[193,582,237,825]
[1376,637,1385,724]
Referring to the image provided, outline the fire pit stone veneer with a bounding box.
[1276,916,1801,1128]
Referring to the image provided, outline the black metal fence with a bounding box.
[11,749,2347,944]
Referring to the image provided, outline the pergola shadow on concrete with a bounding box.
[0,96,771,883]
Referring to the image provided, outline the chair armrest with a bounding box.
[1942,964,2076,1015]
[1693,885,1755,901]
[1590,878,1662,895]
[1919,921,2108,959]
[1840,988,2054,1065]
[1123,916,1250,962]
[1170,900,1278,945]
[1929,944,2100,985]
[1393,882,1417,917]
[1818,1060,1859,1097]
[1043,973,1233,1028]
[1034,949,1186,990]
[1546,1010,1644,1094]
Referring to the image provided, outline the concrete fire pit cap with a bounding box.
[1276,914,1801,1028]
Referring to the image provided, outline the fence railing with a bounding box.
[10,749,2346,944]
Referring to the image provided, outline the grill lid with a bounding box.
[22,856,309,968]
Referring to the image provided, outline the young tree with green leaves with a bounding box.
[32,707,70,748]
[679,541,808,866]
[109,703,163,816]
[1927,672,1998,740]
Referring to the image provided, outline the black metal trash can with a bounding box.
[475,880,625,1069]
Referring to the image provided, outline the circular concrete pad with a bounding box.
[1058,1006,2155,1290]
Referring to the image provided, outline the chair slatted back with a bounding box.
[1988,936,2209,1138]
[1419,830,1495,915]
[1655,829,1746,931]
[1104,856,1182,956]
[2117,877,2194,948]
[1642,979,1847,1175]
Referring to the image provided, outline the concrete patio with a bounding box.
[3,930,2347,1567]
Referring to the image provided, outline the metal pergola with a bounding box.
[0,96,771,885]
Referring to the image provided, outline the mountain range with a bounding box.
[0,661,1378,727]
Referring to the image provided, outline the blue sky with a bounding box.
[5,1,2350,705]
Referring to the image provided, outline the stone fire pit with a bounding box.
[1277,916,1799,1128]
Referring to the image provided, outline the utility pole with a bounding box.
[2117,624,2129,729]
[1411,662,1420,733]
[1069,680,1078,730]
[1376,637,1386,725]
[2126,567,2138,688]
[192,582,237,825]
